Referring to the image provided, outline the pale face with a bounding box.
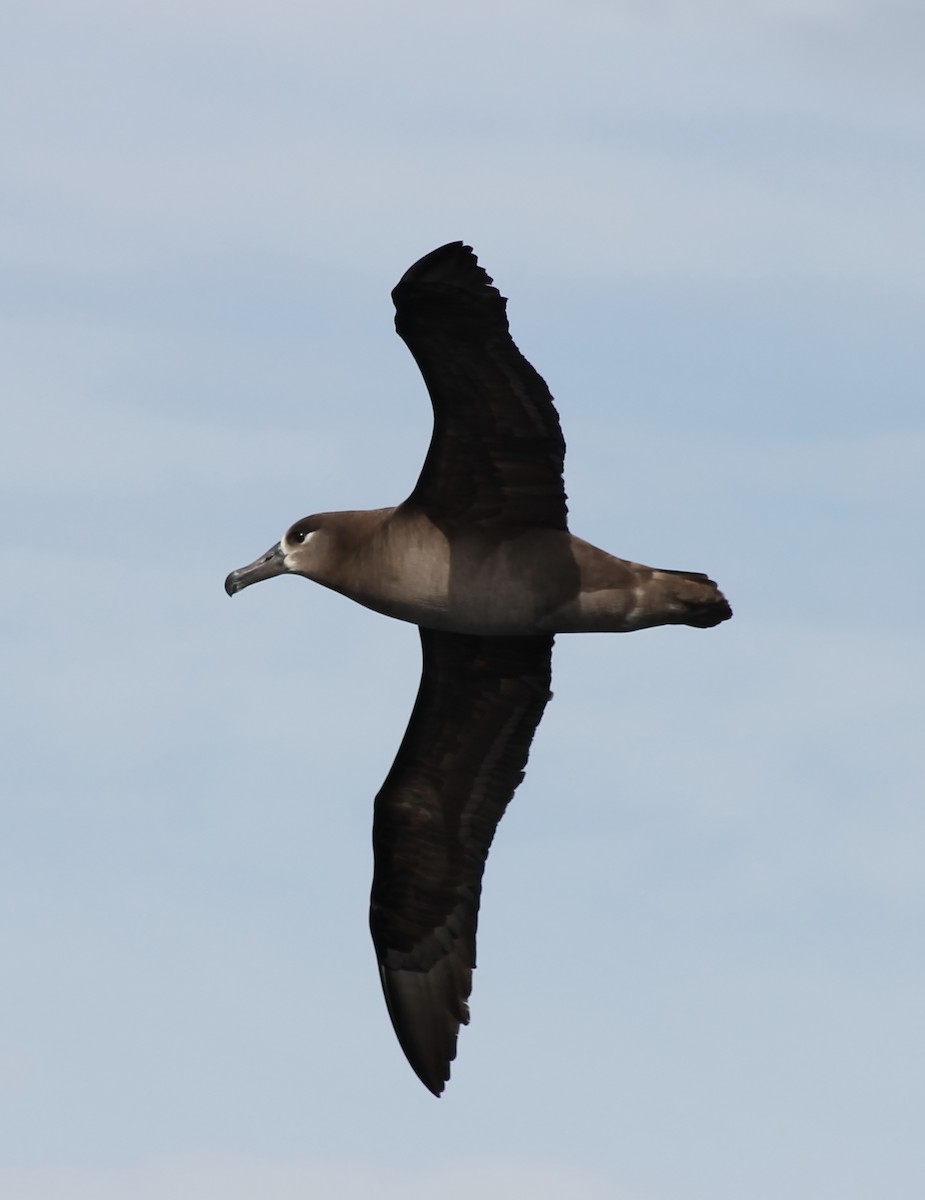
[282,522,318,554]
[225,516,326,597]
[281,517,331,576]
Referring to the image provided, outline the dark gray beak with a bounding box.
[224,543,288,596]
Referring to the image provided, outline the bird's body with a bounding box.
[269,503,728,637]
[225,242,732,1095]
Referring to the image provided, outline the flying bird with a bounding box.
[224,242,732,1095]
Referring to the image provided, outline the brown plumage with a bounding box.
[370,630,553,1094]
[224,242,732,1095]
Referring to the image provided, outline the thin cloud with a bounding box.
[0,1156,632,1200]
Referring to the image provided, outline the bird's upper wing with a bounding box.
[370,627,554,1095]
[392,242,568,530]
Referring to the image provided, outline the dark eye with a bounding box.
[291,530,305,544]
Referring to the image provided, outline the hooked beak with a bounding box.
[224,543,288,596]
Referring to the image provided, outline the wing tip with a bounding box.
[392,241,500,303]
[377,957,472,1097]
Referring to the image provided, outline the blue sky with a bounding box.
[3,2,923,1197]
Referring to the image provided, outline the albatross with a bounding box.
[224,242,732,1095]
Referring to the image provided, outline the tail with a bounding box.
[652,568,733,629]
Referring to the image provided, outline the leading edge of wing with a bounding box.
[369,627,554,1094]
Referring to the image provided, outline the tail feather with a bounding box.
[652,568,733,629]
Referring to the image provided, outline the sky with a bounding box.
[2,1,923,1197]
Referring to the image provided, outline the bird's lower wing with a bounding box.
[370,627,554,1095]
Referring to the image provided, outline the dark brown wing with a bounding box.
[370,628,554,1095]
[393,242,568,530]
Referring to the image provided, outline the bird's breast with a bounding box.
[325,519,583,636]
